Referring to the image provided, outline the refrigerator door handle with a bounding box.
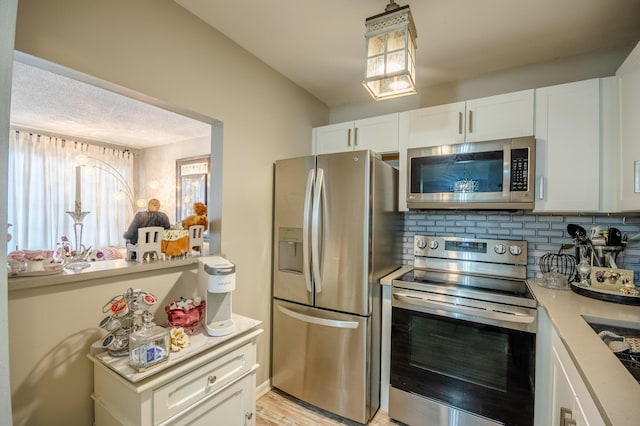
[277,305,359,329]
[312,167,324,294]
[302,168,315,293]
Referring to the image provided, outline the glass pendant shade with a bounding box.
[363,3,417,101]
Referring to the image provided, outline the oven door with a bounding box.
[390,294,535,426]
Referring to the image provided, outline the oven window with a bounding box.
[391,307,535,425]
[410,151,503,194]
[410,313,509,391]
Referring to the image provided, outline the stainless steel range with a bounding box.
[390,235,537,426]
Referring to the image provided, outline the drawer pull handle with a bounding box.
[207,375,217,385]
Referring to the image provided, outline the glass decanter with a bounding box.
[129,310,170,372]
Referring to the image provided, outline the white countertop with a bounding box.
[87,313,262,384]
[529,281,640,425]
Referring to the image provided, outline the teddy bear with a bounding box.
[181,202,208,229]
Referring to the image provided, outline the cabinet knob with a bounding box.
[246,412,253,420]
[207,375,217,385]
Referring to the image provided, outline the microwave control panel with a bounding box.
[510,148,529,192]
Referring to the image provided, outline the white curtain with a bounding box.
[7,130,135,251]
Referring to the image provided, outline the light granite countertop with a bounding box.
[529,281,640,425]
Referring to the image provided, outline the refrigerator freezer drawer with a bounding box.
[272,299,378,424]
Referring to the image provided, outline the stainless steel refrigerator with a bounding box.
[271,150,399,424]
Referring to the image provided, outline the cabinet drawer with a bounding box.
[153,342,254,424]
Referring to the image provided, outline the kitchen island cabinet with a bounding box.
[88,318,262,426]
[617,40,640,212]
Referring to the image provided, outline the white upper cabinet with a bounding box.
[534,79,601,212]
[465,89,535,142]
[616,40,640,212]
[313,113,399,155]
[400,102,466,148]
[400,89,534,148]
[397,89,534,211]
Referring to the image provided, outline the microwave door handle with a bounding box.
[277,305,359,329]
[302,168,315,293]
[312,168,324,293]
[393,291,535,325]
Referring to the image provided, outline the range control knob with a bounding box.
[428,240,439,250]
[509,245,523,256]
[494,244,507,255]
[416,239,427,249]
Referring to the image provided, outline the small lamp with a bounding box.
[363,1,417,101]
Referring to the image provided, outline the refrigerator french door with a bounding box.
[271,150,398,424]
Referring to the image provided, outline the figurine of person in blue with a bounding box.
[123,198,170,244]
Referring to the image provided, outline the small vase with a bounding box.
[576,255,591,286]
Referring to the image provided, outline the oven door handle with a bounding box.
[393,291,535,324]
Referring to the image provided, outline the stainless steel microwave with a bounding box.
[407,136,535,209]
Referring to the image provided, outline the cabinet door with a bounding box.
[401,102,465,148]
[465,89,534,142]
[313,122,354,155]
[534,79,600,212]
[354,113,399,153]
[551,330,605,426]
[617,41,640,211]
[171,372,256,426]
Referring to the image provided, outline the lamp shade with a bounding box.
[363,3,417,101]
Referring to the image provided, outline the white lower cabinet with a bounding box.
[91,330,260,426]
[536,308,604,426]
[550,330,604,426]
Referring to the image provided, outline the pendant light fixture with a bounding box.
[363,0,417,101]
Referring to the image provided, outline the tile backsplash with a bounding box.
[400,211,640,282]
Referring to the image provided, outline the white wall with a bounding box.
[140,136,211,225]
[1,1,18,424]
[10,0,328,423]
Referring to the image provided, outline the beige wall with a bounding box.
[9,266,199,425]
[330,45,632,123]
[11,0,328,424]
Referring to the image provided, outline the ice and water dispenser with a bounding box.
[198,256,236,336]
[278,227,304,274]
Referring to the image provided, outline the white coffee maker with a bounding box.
[198,256,235,336]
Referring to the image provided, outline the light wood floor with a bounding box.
[256,388,400,426]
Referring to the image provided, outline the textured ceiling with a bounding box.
[10,61,211,149]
